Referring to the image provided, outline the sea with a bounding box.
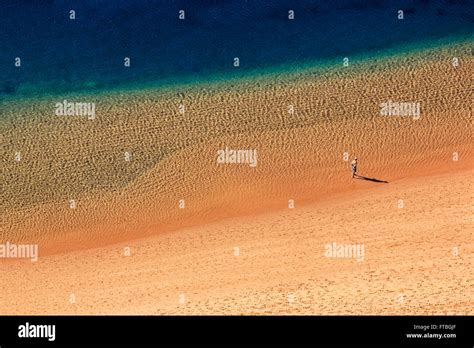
[0,0,473,98]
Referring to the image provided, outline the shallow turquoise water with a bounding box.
[1,0,473,98]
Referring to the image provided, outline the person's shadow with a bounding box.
[354,174,388,183]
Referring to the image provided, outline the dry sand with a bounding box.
[1,170,472,314]
[1,42,472,314]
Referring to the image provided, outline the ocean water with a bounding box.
[0,0,473,97]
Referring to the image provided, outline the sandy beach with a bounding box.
[1,42,472,314]
[1,170,472,315]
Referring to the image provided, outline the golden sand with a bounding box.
[1,170,472,314]
[1,42,472,314]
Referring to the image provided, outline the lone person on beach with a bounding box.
[351,157,358,178]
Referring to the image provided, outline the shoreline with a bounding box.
[1,33,472,315]
[2,38,472,256]
[22,163,474,258]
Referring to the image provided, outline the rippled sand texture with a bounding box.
[1,43,473,314]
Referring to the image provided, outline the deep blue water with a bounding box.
[1,0,473,97]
